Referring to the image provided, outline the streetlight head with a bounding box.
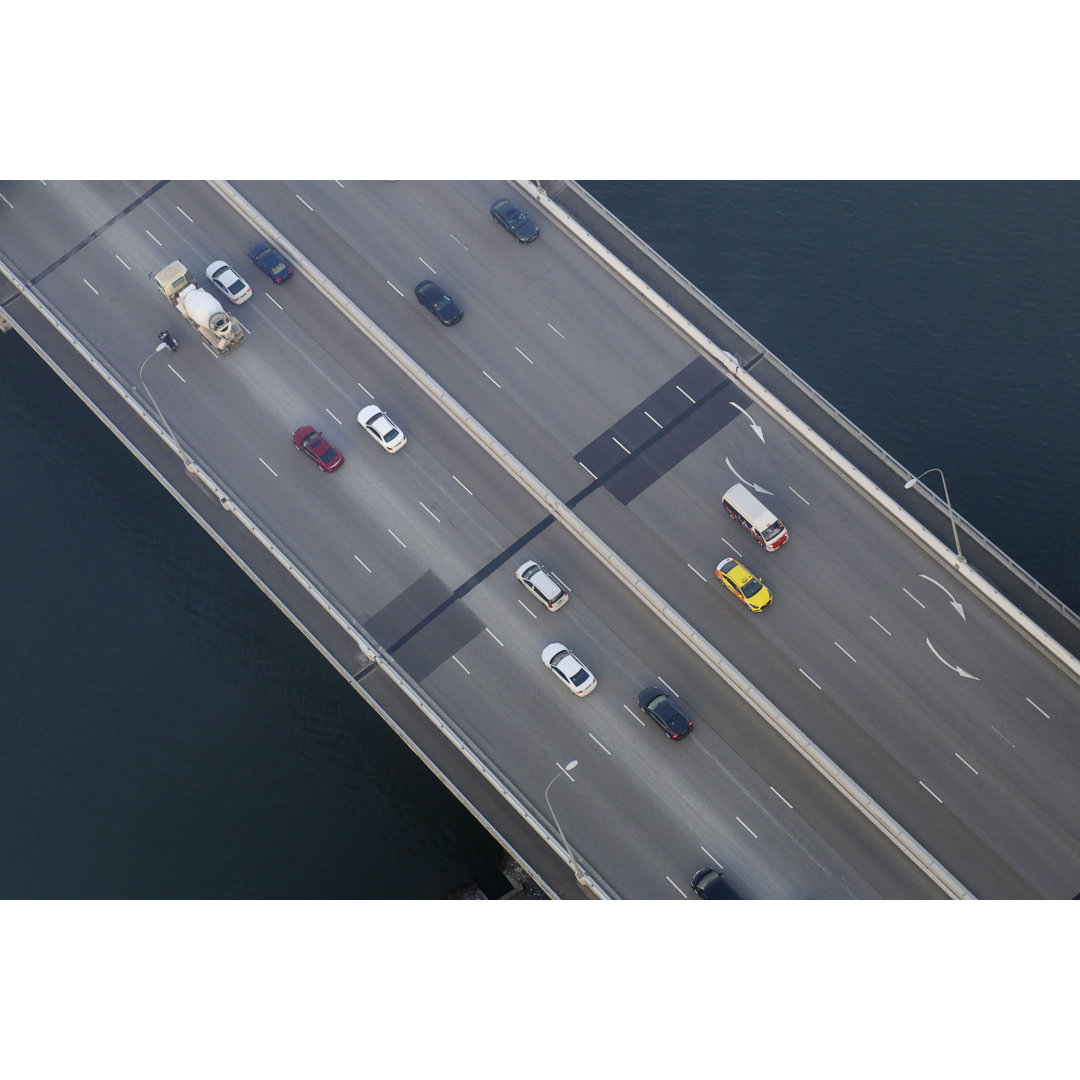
[565,760,579,772]
[904,477,917,489]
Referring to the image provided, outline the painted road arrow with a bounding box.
[919,573,967,621]
[724,457,774,496]
[729,401,765,443]
[926,638,980,680]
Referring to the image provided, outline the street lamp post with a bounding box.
[544,759,588,888]
[139,346,197,474]
[904,467,964,563]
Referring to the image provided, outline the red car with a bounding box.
[292,426,344,472]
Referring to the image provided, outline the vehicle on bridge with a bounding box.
[357,404,407,453]
[515,560,570,611]
[491,198,540,243]
[541,643,597,696]
[248,241,293,283]
[292,426,344,472]
[691,866,740,899]
[414,279,463,325]
[722,483,789,551]
[637,687,693,740]
[154,261,247,353]
[715,557,773,612]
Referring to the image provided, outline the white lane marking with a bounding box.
[657,676,678,696]
[644,410,663,428]
[357,380,372,398]
[589,732,612,755]
[789,486,810,505]
[955,753,979,775]
[39,180,47,186]
[386,280,405,297]
[736,817,758,839]
[579,461,597,479]
[0,193,14,209]
[919,780,943,803]
[259,458,278,476]
[83,279,99,295]
[547,323,566,339]
[334,180,344,188]
[485,627,504,647]
[688,564,707,582]
[167,364,185,382]
[834,642,857,663]
[452,475,473,496]
[517,599,538,619]
[612,436,632,455]
[483,371,502,388]
[514,346,534,365]
[146,230,162,246]
[1026,698,1050,719]
[676,385,696,403]
[666,877,689,898]
[869,614,892,636]
[771,786,794,809]
[701,847,720,866]
[353,555,372,573]
[325,408,342,425]
[721,537,742,556]
[903,587,926,608]
[452,655,470,674]
[623,703,646,728]
[799,669,822,689]
[418,256,437,274]
[264,293,283,310]
[388,529,407,548]
[175,205,194,223]
[991,726,1016,748]
[114,254,131,270]
[296,194,315,212]
[450,233,469,251]
[925,637,980,680]
[419,501,441,523]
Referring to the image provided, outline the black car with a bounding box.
[414,279,463,325]
[691,867,741,900]
[491,198,539,243]
[247,241,293,283]
[637,687,692,740]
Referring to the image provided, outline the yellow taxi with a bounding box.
[715,557,773,612]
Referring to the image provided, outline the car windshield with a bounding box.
[569,667,589,686]
[433,295,450,310]
[762,522,784,540]
[382,427,400,441]
[319,446,338,464]
[226,279,244,294]
[510,211,527,226]
[742,578,762,598]
[267,259,286,275]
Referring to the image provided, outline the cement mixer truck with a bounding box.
[154,260,247,353]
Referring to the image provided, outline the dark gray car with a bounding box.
[414,279,463,325]
[491,198,540,242]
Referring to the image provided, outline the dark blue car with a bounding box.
[491,198,540,242]
[414,279,463,325]
[247,241,293,283]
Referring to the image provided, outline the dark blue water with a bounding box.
[2,181,1077,897]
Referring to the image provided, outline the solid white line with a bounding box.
[353,555,371,573]
[589,732,612,755]
[770,786,794,809]
[834,642,857,663]
[325,408,342,425]
[296,194,315,212]
[167,364,185,382]
[146,230,162,246]
[517,599,538,619]
[388,529,407,548]
[418,256,437,274]
[919,780,943,803]
[83,279,99,295]
[265,293,283,310]
[259,458,278,476]
[1025,697,1050,718]
[688,564,707,582]
[623,703,646,727]
[452,656,470,674]
[666,877,689,898]
[736,817,758,839]
[869,614,892,636]
[547,323,566,339]
[452,475,473,496]
[115,254,131,270]
[485,627,504,647]
[514,346,534,365]
[676,385,696,403]
[175,205,194,223]
[612,437,632,455]
[644,411,663,428]
[386,281,405,297]
[789,486,810,505]
[450,233,469,251]
[991,726,1016,748]
[657,676,678,696]
[955,753,979,775]
[903,587,926,608]
[799,669,822,689]
[357,381,372,398]
[579,461,597,479]
[483,371,502,388]
[419,501,441,523]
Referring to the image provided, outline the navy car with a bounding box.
[414,279,463,325]
[491,198,540,242]
[248,241,293,283]
[637,687,693,740]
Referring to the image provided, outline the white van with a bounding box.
[722,483,789,551]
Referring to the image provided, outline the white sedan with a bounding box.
[541,643,597,696]
[357,403,407,453]
[206,260,252,304]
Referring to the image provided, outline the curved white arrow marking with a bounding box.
[919,574,967,621]
[926,637,980,680]
[729,401,765,443]
[724,457,774,496]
